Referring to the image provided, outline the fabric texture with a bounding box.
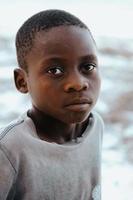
[0,111,103,200]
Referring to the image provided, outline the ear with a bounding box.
[14,68,28,93]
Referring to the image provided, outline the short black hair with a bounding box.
[16,9,90,71]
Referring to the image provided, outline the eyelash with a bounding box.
[81,63,96,73]
[47,63,96,76]
[47,66,64,76]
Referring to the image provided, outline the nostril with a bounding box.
[64,81,89,92]
[83,82,89,90]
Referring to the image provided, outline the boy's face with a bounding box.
[21,26,101,124]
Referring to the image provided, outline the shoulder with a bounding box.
[90,111,104,141]
[92,111,104,131]
[0,118,24,141]
[0,113,32,157]
[0,112,35,143]
[0,113,34,171]
[0,114,26,145]
[0,117,23,172]
[0,113,28,144]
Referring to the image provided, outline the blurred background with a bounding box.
[0,0,133,199]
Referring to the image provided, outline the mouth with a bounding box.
[64,99,92,112]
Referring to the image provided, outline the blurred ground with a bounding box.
[96,37,133,199]
[97,37,133,164]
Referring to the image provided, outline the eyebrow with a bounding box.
[79,55,98,63]
[40,54,98,64]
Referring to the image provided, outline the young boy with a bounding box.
[0,9,103,200]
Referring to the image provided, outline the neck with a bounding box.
[27,106,89,144]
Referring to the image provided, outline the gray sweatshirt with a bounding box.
[0,111,103,200]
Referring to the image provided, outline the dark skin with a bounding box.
[14,26,101,144]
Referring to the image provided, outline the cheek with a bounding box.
[91,73,101,92]
[97,75,101,91]
[34,82,61,106]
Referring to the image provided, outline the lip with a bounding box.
[64,99,92,112]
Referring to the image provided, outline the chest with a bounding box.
[15,144,100,200]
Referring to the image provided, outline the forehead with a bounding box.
[27,26,97,66]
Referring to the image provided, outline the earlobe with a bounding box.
[14,68,28,93]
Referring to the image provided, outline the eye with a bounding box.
[82,63,96,73]
[47,66,64,76]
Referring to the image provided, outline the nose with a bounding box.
[64,72,89,93]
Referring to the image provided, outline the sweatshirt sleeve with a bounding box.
[0,147,16,200]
